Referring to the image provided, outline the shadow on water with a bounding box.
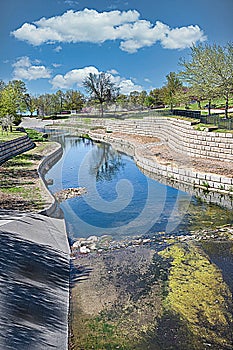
[0,229,69,350]
[200,241,233,293]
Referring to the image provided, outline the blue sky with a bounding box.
[1,0,232,95]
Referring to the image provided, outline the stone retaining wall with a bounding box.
[0,135,35,165]
[98,117,233,162]
[89,132,233,208]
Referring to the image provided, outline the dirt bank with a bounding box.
[95,130,233,177]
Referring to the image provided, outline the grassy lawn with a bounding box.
[0,127,26,143]
[181,97,233,111]
[0,141,55,212]
[0,128,49,144]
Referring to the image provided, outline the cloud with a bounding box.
[64,0,79,6]
[54,45,62,52]
[12,56,51,80]
[52,63,62,68]
[107,69,119,75]
[117,79,143,94]
[12,8,206,53]
[50,65,142,94]
[161,25,206,49]
[50,66,99,89]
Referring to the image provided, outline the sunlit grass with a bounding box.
[0,127,25,142]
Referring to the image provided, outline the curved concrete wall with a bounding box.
[38,143,63,217]
[0,135,35,165]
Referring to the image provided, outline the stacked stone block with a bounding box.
[0,135,35,165]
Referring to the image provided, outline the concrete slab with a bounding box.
[20,117,54,129]
[0,213,70,350]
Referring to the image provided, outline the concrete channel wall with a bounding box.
[0,135,35,165]
[38,142,63,217]
[0,136,70,349]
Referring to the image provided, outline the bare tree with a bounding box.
[83,72,119,117]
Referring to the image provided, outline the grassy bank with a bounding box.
[0,140,57,212]
[0,127,25,142]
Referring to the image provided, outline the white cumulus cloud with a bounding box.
[50,65,143,94]
[117,79,143,94]
[50,66,100,89]
[12,57,51,80]
[11,8,206,53]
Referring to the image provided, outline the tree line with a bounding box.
[0,42,232,131]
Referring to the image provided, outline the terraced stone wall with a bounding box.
[100,117,233,162]
[0,135,35,165]
[88,116,233,202]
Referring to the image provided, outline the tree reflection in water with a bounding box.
[89,143,125,182]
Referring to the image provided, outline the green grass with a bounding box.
[0,127,48,143]
[5,153,34,167]
[180,97,233,111]
[25,128,48,142]
[0,127,26,143]
[41,115,70,120]
[194,123,233,133]
[0,142,55,211]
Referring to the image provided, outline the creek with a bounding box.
[45,131,233,350]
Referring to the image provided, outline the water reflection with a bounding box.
[45,132,233,240]
[43,130,233,350]
[91,143,125,182]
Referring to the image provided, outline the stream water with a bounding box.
[46,134,232,239]
[45,131,233,350]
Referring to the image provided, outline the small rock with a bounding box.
[80,246,90,254]
[89,243,97,250]
[87,235,98,242]
[46,178,54,185]
[142,238,151,244]
[72,241,81,248]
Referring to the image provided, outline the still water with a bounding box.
[46,134,232,240]
[46,132,233,350]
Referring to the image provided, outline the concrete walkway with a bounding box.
[20,117,54,129]
[0,213,70,350]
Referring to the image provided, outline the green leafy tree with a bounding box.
[0,80,5,91]
[145,88,164,108]
[116,94,129,110]
[24,94,38,116]
[56,90,64,113]
[163,72,182,111]
[36,93,58,116]
[128,91,141,109]
[207,43,233,118]
[83,72,119,117]
[138,90,148,107]
[179,43,233,117]
[0,80,27,127]
[63,90,85,111]
[174,87,193,109]
[179,44,219,116]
